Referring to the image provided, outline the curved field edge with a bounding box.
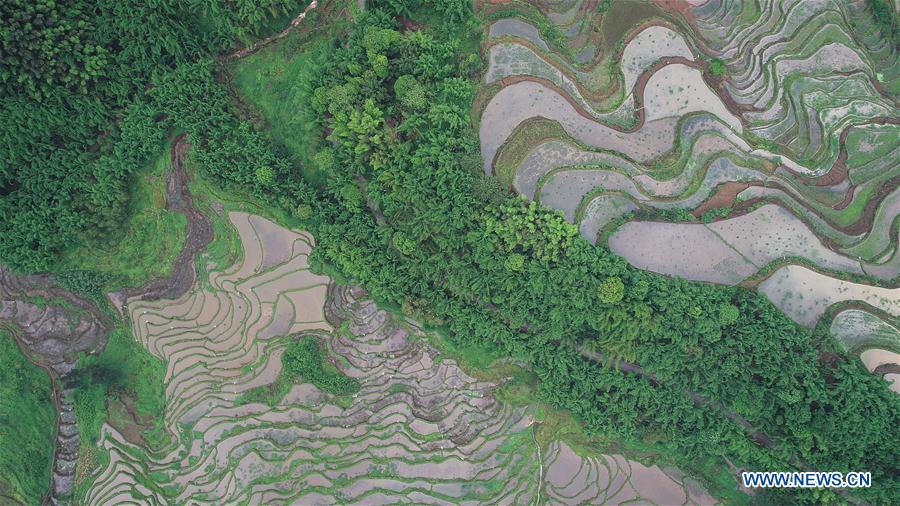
[492,107,897,260]
[77,209,723,504]
[479,3,900,298]
[484,73,895,248]
[69,129,310,500]
[486,107,897,290]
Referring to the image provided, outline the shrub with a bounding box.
[392,232,417,256]
[255,166,274,186]
[314,148,335,172]
[504,253,525,272]
[471,174,508,205]
[293,204,313,221]
[700,207,731,223]
[709,58,727,77]
[339,184,364,211]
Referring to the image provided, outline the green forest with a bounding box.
[1,0,899,504]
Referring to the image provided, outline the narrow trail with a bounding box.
[221,1,319,62]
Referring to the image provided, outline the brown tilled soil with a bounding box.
[691,181,753,218]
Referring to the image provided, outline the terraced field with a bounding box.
[477,0,899,339]
[79,211,715,504]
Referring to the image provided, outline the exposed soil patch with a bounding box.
[398,16,423,32]
[692,182,752,218]
[873,363,900,376]
[652,0,697,24]
[833,186,856,211]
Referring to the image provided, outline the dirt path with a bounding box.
[109,134,213,311]
[222,1,319,62]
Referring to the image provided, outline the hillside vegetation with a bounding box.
[0,332,55,504]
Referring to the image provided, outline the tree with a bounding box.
[504,253,525,272]
[255,166,274,185]
[598,277,625,304]
[719,303,740,325]
[394,74,426,110]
